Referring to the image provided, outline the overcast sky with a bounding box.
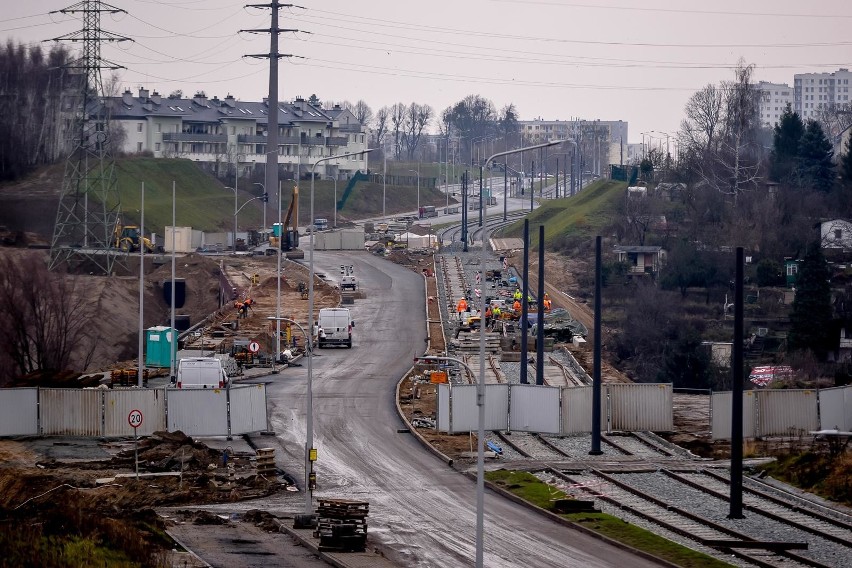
[6,1,852,143]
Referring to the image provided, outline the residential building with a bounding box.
[613,245,665,275]
[793,68,852,121]
[108,88,369,180]
[518,118,629,175]
[757,81,793,127]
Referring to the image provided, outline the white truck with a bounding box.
[317,307,354,348]
[339,264,357,290]
[175,357,229,389]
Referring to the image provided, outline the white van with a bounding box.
[317,307,354,348]
[175,357,229,389]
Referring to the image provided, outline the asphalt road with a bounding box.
[234,250,661,568]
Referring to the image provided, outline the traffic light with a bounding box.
[262,192,269,203]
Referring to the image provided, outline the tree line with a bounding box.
[0,41,77,181]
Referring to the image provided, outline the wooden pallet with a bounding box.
[255,448,276,475]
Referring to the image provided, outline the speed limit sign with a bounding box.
[248,341,260,353]
[128,409,144,429]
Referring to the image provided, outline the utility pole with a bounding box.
[48,0,131,274]
[242,1,303,366]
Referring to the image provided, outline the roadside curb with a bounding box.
[394,370,454,467]
[165,529,213,568]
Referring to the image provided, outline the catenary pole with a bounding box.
[137,182,145,387]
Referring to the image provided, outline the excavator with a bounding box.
[113,218,155,253]
[269,184,304,259]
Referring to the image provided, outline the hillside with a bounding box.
[0,158,454,242]
[498,179,625,247]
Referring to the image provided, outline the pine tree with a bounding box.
[788,242,833,360]
[797,120,835,192]
[769,105,804,183]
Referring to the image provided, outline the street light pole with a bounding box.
[306,148,375,517]
[254,182,266,233]
[474,139,561,568]
[408,168,420,218]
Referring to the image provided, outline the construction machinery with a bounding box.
[269,184,304,259]
[113,218,155,253]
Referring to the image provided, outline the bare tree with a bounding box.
[389,102,406,159]
[693,61,764,206]
[374,106,389,148]
[679,83,724,154]
[0,255,98,383]
[351,100,373,129]
[401,102,433,160]
[814,101,852,142]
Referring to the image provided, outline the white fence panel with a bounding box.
[711,391,757,440]
[166,388,228,436]
[757,389,818,437]
[509,385,561,434]
[484,384,509,431]
[437,383,451,432]
[104,389,167,436]
[40,389,102,436]
[561,386,605,434]
[609,383,673,432]
[0,388,38,436]
[819,386,852,431]
[229,384,269,435]
[450,385,478,433]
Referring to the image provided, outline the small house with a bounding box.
[614,245,666,275]
[820,219,852,251]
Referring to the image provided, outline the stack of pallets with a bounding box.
[255,448,276,477]
[314,498,369,552]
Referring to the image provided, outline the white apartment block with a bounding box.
[794,68,852,121]
[757,81,793,127]
[518,118,629,172]
[110,88,369,180]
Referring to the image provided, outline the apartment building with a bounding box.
[794,68,852,121]
[110,88,369,179]
[757,81,794,127]
[518,118,629,173]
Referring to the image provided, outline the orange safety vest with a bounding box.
[512,300,521,311]
[457,299,467,313]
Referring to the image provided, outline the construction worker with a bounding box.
[491,305,502,330]
[513,288,522,301]
[543,296,552,311]
[456,297,468,314]
[484,305,493,328]
[512,299,522,313]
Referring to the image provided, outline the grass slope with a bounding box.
[499,179,625,245]
[112,158,261,233]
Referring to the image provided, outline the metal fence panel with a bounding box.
[0,388,38,436]
[562,386,593,434]
[484,384,509,431]
[450,385,478,433]
[757,389,818,437]
[166,388,228,436]
[509,385,561,434]
[711,391,757,440]
[437,383,451,432]
[229,384,268,435]
[40,389,102,436]
[819,386,852,431]
[104,389,167,436]
[608,383,673,432]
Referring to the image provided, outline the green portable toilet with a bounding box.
[145,326,176,368]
